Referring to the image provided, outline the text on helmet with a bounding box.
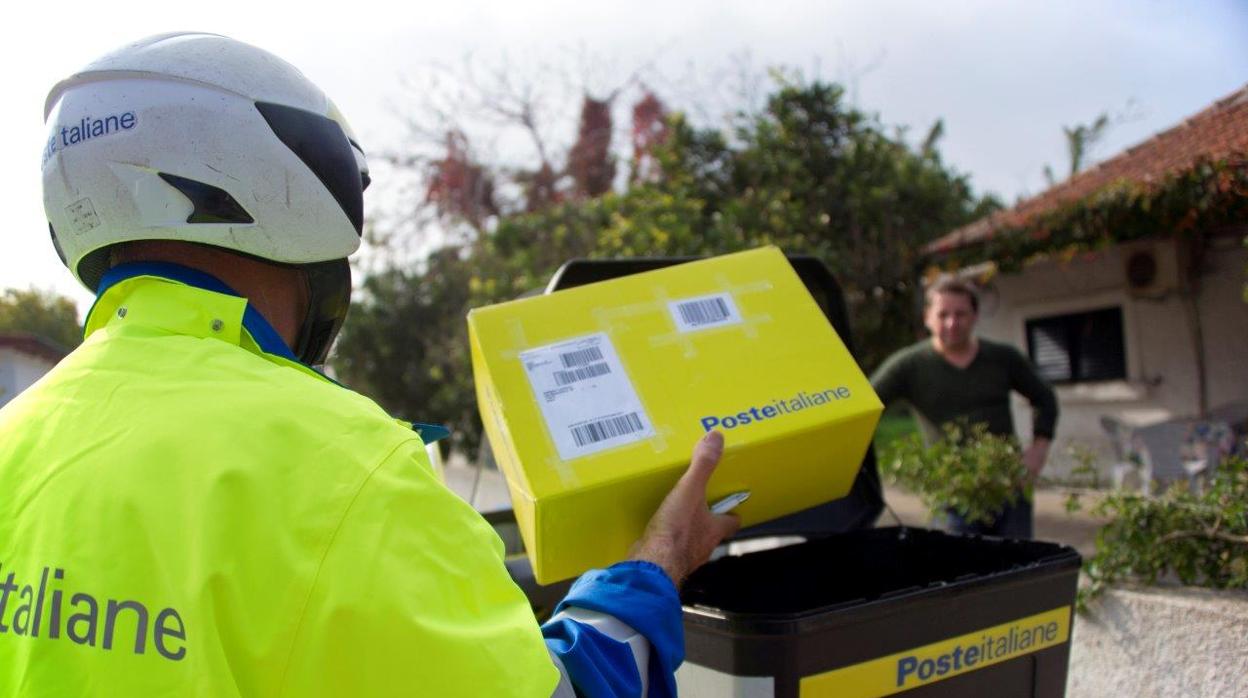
[43,112,138,166]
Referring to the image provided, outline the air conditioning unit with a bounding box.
[1121,239,1182,298]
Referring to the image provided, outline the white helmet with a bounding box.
[42,32,369,364]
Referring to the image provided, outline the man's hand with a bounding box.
[629,431,741,586]
[1022,438,1051,483]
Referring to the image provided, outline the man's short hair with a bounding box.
[925,277,979,314]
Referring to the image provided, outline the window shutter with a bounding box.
[1026,307,1126,384]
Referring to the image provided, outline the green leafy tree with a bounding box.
[1044,113,1111,186]
[332,248,480,452]
[338,75,999,452]
[0,288,82,349]
[718,81,998,368]
[496,79,998,369]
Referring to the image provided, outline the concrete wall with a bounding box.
[971,233,1248,479]
[1067,585,1248,698]
[0,348,58,408]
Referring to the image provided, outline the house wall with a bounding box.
[0,348,58,408]
[1196,236,1248,411]
[972,232,1248,479]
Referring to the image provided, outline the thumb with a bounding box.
[682,431,725,491]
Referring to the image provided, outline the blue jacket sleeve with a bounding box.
[541,560,684,698]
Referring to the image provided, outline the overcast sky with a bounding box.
[5,0,1246,311]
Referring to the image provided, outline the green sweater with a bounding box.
[870,338,1058,440]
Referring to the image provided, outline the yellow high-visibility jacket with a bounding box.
[0,269,558,696]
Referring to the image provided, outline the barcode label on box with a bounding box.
[559,346,604,368]
[520,333,655,460]
[553,362,611,386]
[669,292,742,332]
[570,412,645,447]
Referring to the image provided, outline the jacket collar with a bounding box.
[92,261,298,360]
[83,262,450,444]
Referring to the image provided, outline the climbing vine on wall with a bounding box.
[932,154,1248,276]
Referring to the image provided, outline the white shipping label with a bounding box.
[668,292,743,332]
[520,333,656,460]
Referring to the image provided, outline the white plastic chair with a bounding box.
[1100,415,1143,491]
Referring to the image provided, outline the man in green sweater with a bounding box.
[871,278,1058,538]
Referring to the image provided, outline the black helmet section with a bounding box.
[158,173,255,224]
[295,258,351,366]
[255,101,365,235]
[49,223,68,265]
[255,100,361,365]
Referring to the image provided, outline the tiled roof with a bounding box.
[0,332,70,364]
[927,83,1248,255]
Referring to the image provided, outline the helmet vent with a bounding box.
[158,173,255,224]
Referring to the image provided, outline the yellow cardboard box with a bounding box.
[468,247,883,583]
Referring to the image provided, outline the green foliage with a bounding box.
[0,288,81,349]
[1059,443,1108,514]
[1044,112,1111,186]
[340,76,997,453]
[881,422,1028,526]
[1078,455,1248,606]
[873,407,919,455]
[492,81,995,370]
[332,249,481,452]
[938,155,1248,275]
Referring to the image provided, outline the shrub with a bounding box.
[1079,454,1248,604]
[881,422,1029,526]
